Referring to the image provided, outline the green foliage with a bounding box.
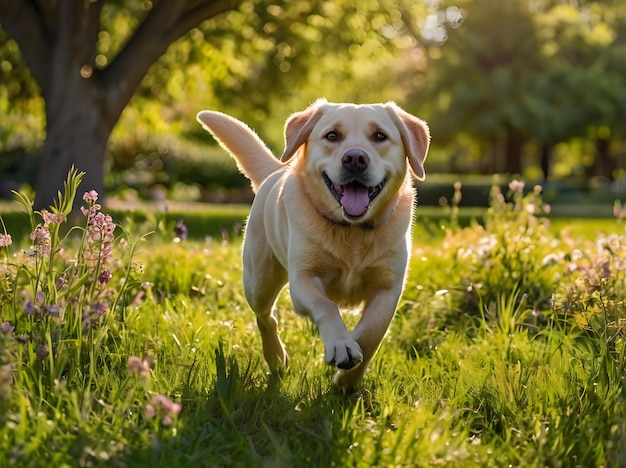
[2,0,625,192]
[1,172,626,465]
[416,0,626,178]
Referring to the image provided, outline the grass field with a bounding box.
[1,173,626,466]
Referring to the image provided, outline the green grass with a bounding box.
[1,176,626,466]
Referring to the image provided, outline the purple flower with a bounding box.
[82,310,92,330]
[91,302,107,315]
[174,219,188,240]
[0,322,14,334]
[23,300,36,316]
[98,269,112,284]
[35,291,45,305]
[45,304,60,317]
[36,343,49,360]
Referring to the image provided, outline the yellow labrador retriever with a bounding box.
[197,99,429,391]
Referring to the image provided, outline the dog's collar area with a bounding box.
[322,172,387,219]
[319,211,375,230]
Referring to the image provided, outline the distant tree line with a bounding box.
[412,0,626,181]
[0,0,624,207]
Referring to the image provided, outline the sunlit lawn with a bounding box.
[1,174,626,466]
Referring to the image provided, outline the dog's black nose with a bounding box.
[342,148,369,173]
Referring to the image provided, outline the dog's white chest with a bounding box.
[323,264,376,306]
[341,270,361,299]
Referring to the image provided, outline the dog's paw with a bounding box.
[333,370,362,394]
[325,339,363,370]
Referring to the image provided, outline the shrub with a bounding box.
[399,179,626,348]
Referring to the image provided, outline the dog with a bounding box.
[197,99,429,392]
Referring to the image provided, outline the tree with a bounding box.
[411,0,545,175]
[0,0,247,209]
[0,0,430,208]
[524,2,626,180]
[410,0,626,179]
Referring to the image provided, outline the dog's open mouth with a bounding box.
[323,172,386,218]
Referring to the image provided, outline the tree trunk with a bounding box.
[503,125,523,175]
[593,135,616,181]
[34,100,112,210]
[33,53,116,210]
[540,142,552,181]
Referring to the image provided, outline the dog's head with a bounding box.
[280,99,430,225]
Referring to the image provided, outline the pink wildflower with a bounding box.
[41,210,65,226]
[614,201,626,221]
[81,201,117,269]
[597,260,611,280]
[127,355,151,377]
[30,225,51,255]
[0,321,14,333]
[153,394,182,415]
[0,233,11,248]
[83,190,99,203]
[147,394,182,426]
[145,404,156,419]
[508,180,525,194]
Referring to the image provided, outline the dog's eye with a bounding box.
[325,131,338,141]
[374,132,387,142]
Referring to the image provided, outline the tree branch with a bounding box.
[0,0,52,87]
[74,0,104,63]
[101,0,188,114]
[102,0,242,119]
[162,0,245,45]
[398,3,425,48]
[31,0,56,37]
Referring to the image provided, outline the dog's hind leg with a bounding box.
[242,244,289,371]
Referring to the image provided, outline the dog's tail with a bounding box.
[197,110,283,193]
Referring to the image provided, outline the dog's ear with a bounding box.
[385,103,430,181]
[280,98,327,162]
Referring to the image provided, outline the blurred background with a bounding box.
[0,0,625,213]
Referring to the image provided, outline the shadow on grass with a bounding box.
[140,344,371,466]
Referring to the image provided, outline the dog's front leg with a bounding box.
[333,287,403,391]
[289,274,364,370]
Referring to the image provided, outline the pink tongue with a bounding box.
[340,184,370,217]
